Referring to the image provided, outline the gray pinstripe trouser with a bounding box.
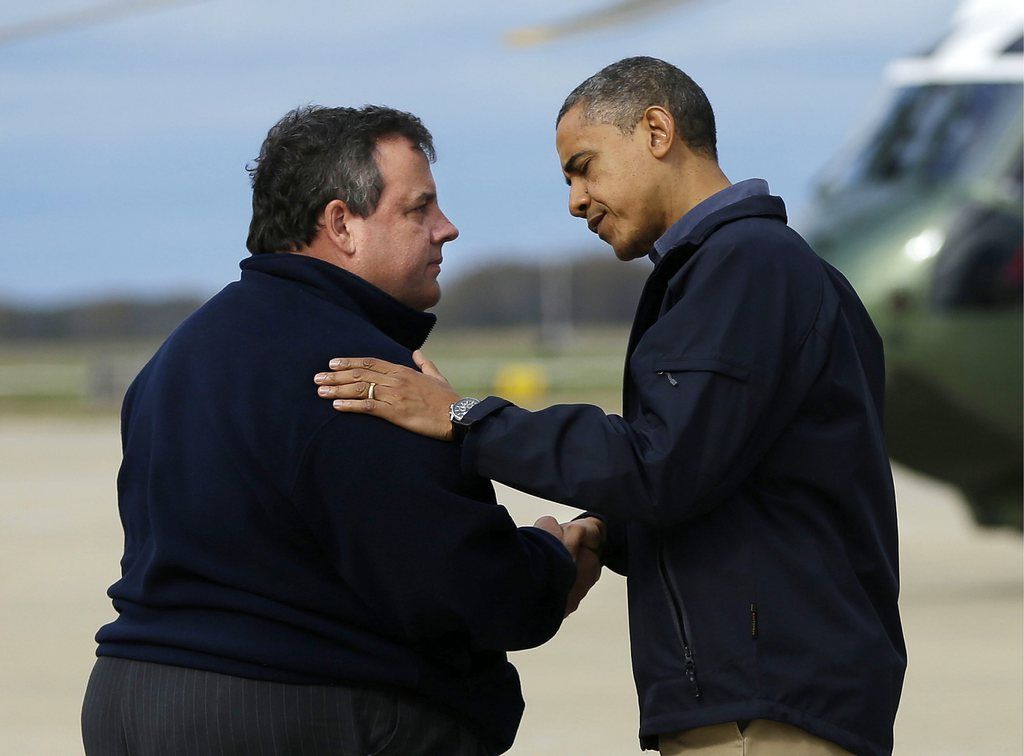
[82,657,492,755]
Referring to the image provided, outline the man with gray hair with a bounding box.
[82,104,603,755]
[316,57,907,755]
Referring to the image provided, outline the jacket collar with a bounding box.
[653,194,789,274]
[651,179,770,263]
[239,253,436,351]
[624,194,789,371]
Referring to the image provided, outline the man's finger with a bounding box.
[331,398,394,415]
[317,382,385,401]
[561,519,605,556]
[564,548,602,618]
[327,357,403,374]
[568,518,606,552]
[315,368,396,386]
[412,350,445,380]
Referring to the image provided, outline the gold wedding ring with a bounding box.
[367,382,377,401]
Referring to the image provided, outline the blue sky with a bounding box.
[0,0,961,305]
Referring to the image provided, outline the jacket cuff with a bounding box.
[521,525,577,627]
[459,395,513,475]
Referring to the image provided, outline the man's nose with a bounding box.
[568,183,588,218]
[435,213,459,244]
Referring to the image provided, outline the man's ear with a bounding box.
[642,106,675,159]
[322,199,357,256]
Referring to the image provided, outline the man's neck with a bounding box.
[661,161,731,230]
[293,241,346,270]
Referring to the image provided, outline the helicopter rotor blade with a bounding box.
[505,0,699,48]
[0,0,206,47]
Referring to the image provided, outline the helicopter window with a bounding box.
[833,83,1023,188]
[931,205,1023,309]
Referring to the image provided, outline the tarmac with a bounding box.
[1,416,1020,754]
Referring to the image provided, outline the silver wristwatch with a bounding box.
[449,397,481,441]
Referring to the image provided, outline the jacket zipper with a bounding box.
[657,543,702,700]
[656,370,678,386]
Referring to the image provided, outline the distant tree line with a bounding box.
[0,297,205,342]
[0,255,650,341]
[433,255,649,328]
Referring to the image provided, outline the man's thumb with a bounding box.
[533,515,563,540]
[412,349,443,378]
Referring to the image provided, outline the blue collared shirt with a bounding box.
[650,178,771,263]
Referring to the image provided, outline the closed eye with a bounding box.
[563,160,592,187]
[407,191,437,215]
[562,150,594,185]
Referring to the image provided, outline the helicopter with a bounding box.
[801,0,1023,529]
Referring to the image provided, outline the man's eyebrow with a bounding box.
[409,190,436,205]
[562,151,591,185]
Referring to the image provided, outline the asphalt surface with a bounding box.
[0,417,1020,754]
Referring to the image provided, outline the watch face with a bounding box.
[452,397,480,422]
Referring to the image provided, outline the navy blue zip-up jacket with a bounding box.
[459,195,906,754]
[95,253,576,754]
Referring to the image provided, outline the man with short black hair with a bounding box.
[316,57,907,755]
[82,104,602,756]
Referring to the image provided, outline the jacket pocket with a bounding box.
[653,356,751,382]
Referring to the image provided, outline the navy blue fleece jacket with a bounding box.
[459,195,905,755]
[96,253,575,754]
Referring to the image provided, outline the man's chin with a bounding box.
[418,286,442,312]
[610,241,648,262]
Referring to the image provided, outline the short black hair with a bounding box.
[246,105,435,255]
[557,56,717,159]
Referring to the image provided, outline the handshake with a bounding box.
[533,515,605,618]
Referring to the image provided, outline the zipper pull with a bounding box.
[683,646,703,700]
[657,371,678,386]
